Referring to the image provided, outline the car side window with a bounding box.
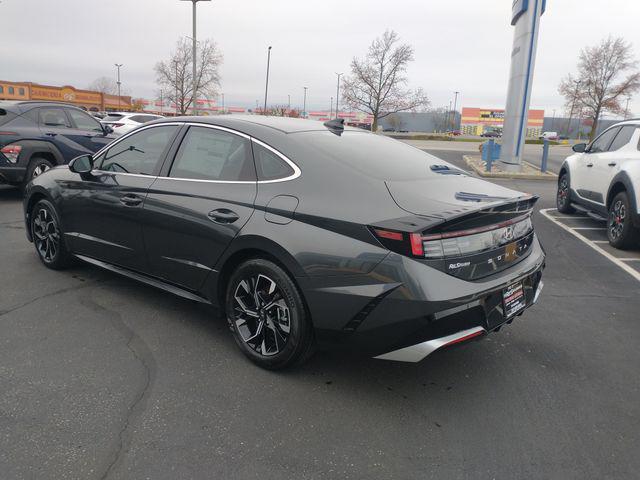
[252,142,295,181]
[100,125,178,175]
[169,126,255,181]
[608,125,636,151]
[67,108,103,132]
[589,127,620,153]
[38,108,71,129]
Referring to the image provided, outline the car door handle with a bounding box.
[120,194,142,206]
[586,163,593,167]
[608,162,617,166]
[45,132,57,137]
[207,208,239,224]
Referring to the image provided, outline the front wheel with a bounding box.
[225,258,315,370]
[607,191,640,250]
[556,173,575,214]
[30,199,74,269]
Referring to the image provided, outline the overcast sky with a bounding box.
[1,0,639,116]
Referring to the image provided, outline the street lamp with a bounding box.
[452,91,460,131]
[303,86,308,118]
[330,96,333,118]
[180,0,211,116]
[335,72,343,119]
[264,46,272,114]
[114,63,123,111]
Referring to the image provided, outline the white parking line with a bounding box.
[572,227,607,231]
[619,258,640,262]
[540,208,640,282]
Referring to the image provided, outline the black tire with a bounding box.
[225,258,315,369]
[556,173,575,214]
[26,157,54,183]
[607,191,640,250]
[30,199,74,270]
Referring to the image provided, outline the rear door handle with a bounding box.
[586,163,593,167]
[608,162,617,166]
[208,208,239,224]
[120,194,142,206]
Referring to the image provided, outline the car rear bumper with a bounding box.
[303,234,546,361]
[0,165,26,184]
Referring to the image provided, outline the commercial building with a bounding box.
[0,80,133,111]
[461,107,544,137]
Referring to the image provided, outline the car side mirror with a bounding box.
[103,125,114,134]
[572,143,587,153]
[69,154,94,174]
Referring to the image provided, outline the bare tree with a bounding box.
[155,37,223,115]
[87,76,118,95]
[559,36,640,140]
[267,105,301,117]
[341,30,429,132]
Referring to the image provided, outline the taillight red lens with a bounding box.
[373,229,404,241]
[409,233,424,256]
[1,144,22,163]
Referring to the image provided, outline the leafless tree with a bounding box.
[155,37,223,115]
[87,76,118,95]
[267,105,301,117]
[559,36,640,140]
[341,30,429,132]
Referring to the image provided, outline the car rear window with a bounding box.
[0,109,17,127]
[297,130,443,180]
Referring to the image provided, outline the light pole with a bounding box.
[303,86,308,118]
[552,109,556,131]
[221,93,225,113]
[448,100,452,130]
[452,91,459,131]
[335,72,343,119]
[288,94,291,112]
[114,63,123,111]
[624,96,631,119]
[264,46,272,115]
[174,60,179,115]
[181,0,211,116]
[160,89,164,114]
[330,96,333,118]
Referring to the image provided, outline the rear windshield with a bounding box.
[296,130,444,180]
[0,109,17,127]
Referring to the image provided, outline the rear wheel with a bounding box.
[607,191,640,249]
[556,173,575,214]
[31,199,73,269]
[26,157,54,181]
[225,258,315,369]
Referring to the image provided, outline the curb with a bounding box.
[463,155,557,181]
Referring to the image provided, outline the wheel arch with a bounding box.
[19,140,65,167]
[213,235,307,312]
[606,172,637,213]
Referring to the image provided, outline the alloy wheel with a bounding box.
[32,163,51,178]
[609,200,626,241]
[557,177,569,208]
[32,207,59,263]
[232,274,291,356]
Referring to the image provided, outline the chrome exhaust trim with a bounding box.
[374,326,486,363]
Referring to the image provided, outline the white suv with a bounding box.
[557,120,640,249]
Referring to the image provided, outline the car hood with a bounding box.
[385,175,529,220]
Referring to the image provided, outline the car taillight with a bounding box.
[1,144,22,163]
[371,214,533,260]
[421,215,533,259]
[112,123,125,128]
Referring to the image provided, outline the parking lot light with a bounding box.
[180,0,211,115]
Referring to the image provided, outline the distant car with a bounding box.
[557,119,640,249]
[447,130,461,136]
[539,131,559,141]
[481,131,501,138]
[101,112,164,136]
[0,100,116,187]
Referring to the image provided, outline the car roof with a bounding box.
[154,114,360,135]
[0,100,85,114]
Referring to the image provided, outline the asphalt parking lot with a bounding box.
[2,147,640,479]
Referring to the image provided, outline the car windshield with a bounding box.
[296,130,448,181]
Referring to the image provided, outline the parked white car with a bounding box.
[101,113,164,136]
[539,131,559,141]
[557,120,640,249]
